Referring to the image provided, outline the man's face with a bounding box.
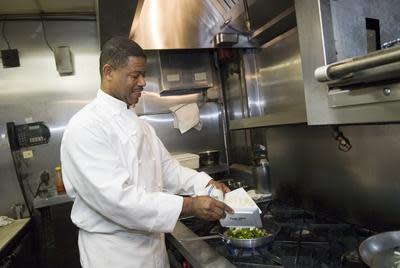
[104,56,147,106]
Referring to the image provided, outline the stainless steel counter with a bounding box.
[167,220,235,268]
[0,218,30,252]
[33,194,73,209]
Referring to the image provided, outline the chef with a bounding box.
[60,37,233,268]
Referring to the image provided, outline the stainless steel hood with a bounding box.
[129,0,256,49]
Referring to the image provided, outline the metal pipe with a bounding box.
[242,0,251,33]
[315,45,400,82]
[328,61,400,88]
[213,50,232,170]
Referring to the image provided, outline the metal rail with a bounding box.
[0,12,96,21]
[315,45,400,82]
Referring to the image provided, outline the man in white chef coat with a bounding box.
[60,36,233,268]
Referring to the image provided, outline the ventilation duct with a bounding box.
[129,0,256,49]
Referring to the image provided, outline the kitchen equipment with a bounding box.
[253,161,272,194]
[246,190,273,203]
[218,178,249,190]
[198,150,220,167]
[231,180,248,190]
[359,231,400,268]
[10,204,25,219]
[383,38,400,49]
[179,199,373,267]
[172,153,200,169]
[252,144,273,194]
[7,121,50,151]
[130,0,253,49]
[180,220,280,249]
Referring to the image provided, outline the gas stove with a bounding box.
[180,200,374,268]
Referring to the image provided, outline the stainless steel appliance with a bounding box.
[129,0,255,49]
[158,50,214,96]
[198,150,220,167]
[169,200,374,267]
[6,121,51,216]
[296,0,400,125]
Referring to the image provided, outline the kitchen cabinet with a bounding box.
[0,219,38,268]
[34,202,80,268]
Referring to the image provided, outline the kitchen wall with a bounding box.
[266,123,400,231]
[0,20,100,217]
[229,123,400,231]
[0,20,226,217]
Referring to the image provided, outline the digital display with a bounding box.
[28,125,40,130]
[13,122,51,149]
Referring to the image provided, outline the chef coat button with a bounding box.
[139,160,142,165]
[152,158,155,161]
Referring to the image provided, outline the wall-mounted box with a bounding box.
[159,50,214,96]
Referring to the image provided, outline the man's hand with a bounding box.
[207,179,231,193]
[182,196,234,221]
[192,196,234,221]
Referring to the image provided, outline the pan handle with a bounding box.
[179,234,222,242]
[262,249,282,265]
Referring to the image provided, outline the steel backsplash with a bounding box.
[0,21,226,217]
[266,123,400,231]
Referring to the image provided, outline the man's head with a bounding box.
[100,37,147,106]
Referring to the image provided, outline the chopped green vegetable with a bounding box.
[227,227,269,239]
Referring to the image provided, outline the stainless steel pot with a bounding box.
[198,150,220,167]
[359,231,400,268]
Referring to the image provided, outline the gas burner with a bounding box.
[290,229,313,239]
[341,250,362,264]
[181,200,373,268]
[226,244,282,266]
[230,246,261,257]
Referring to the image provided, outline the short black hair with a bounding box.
[99,36,146,78]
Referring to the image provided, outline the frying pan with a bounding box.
[359,231,400,268]
[180,220,280,249]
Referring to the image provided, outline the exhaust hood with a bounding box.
[129,0,256,49]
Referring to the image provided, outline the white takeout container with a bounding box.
[219,187,262,228]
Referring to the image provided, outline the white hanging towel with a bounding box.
[169,103,202,134]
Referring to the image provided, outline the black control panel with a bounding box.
[7,122,51,151]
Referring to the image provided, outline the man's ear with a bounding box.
[103,64,113,80]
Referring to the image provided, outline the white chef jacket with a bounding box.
[60,89,211,268]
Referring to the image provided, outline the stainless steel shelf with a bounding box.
[33,194,73,209]
[197,164,229,175]
[229,113,306,130]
